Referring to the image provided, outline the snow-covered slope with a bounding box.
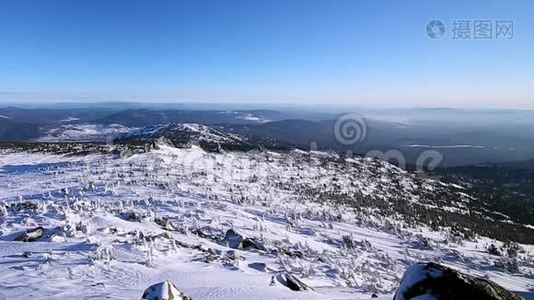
[114,123,294,151]
[0,145,533,299]
[116,123,243,144]
[38,124,132,142]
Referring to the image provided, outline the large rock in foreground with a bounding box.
[394,262,522,300]
[141,281,189,300]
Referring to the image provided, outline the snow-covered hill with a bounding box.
[116,123,244,145]
[0,144,533,299]
[38,123,132,142]
[114,123,295,151]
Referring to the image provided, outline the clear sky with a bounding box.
[0,0,533,108]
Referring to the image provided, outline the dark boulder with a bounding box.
[394,262,522,300]
[240,237,263,250]
[224,229,263,250]
[11,201,38,211]
[273,272,313,292]
[121,211,147,222]
[15,227,45,242]
[154,217,178,231]
[224,229,243,248]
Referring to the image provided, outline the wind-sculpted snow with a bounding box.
[0,146,533,299]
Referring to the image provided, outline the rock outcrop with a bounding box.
[272,272,313,292]
[141,281,189,300]
[15,227,45,242]
[224,229,264,250]
[394,262,522,300]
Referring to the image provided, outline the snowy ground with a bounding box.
[0,145,533,299]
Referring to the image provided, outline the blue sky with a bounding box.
[0,0,533,108]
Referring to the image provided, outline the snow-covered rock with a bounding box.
[14,227,45,242]
[141,281,189,300]
[394,262,522,300]
[273,272,313,292]
[224,229,263,250]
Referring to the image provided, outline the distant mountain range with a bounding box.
[0,106,533,167]
[97,109,285,127]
